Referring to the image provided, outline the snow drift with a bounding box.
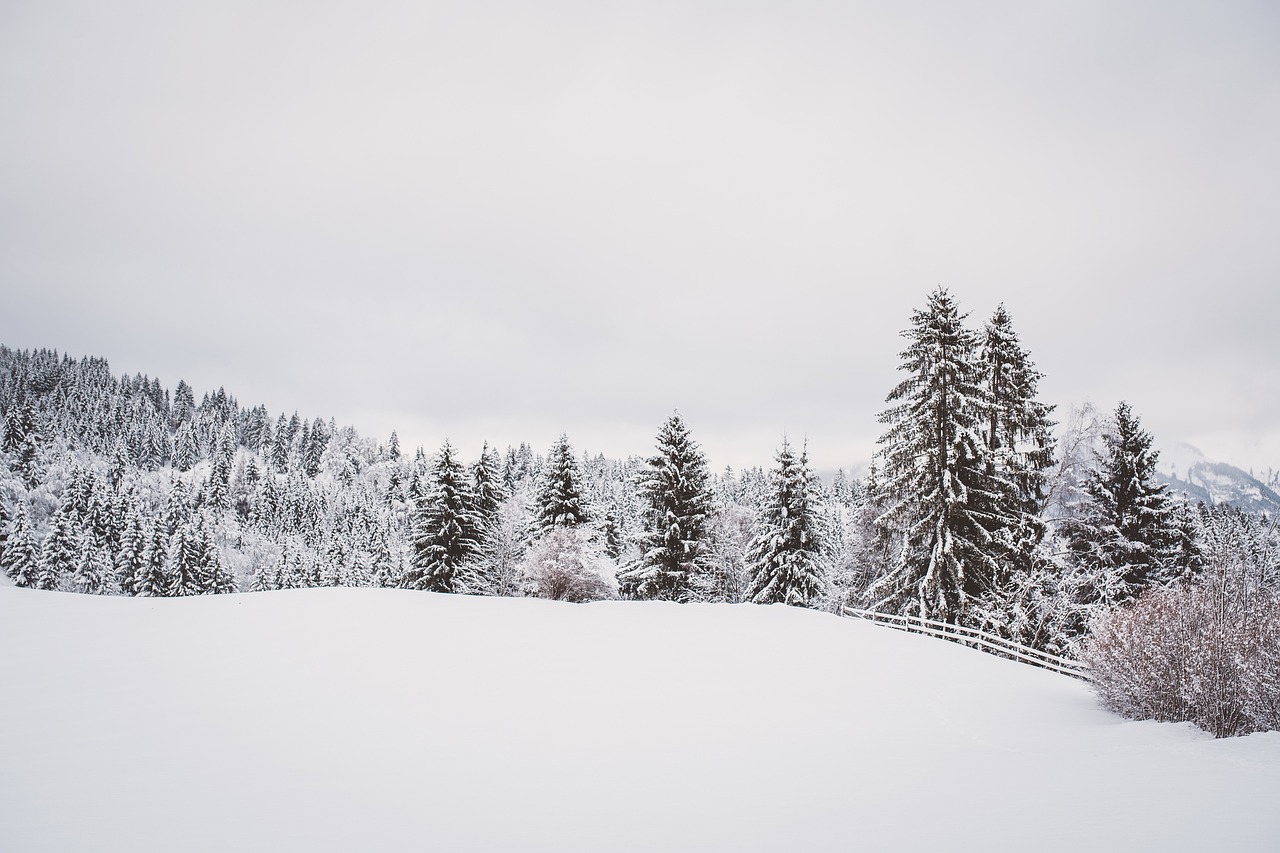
[1,586,1277,852]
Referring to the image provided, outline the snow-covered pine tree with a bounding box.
[744,439,827,607]
[69,539,113,595]
[167,520,203,596]
[866,288,1008,624]
[980,304,1056,513]
[163,479,192,538]
[618,412,712,602]
[969,305,1059,635]
[471,441,509,534]
[135,522,172,597]
[173,422,199,472]
[115,499,148,595]
[0,502,40,587]
[534,434,589,530]
[193,513,236,593]
[37,504,80,591]
[402,440,480,592]
[1061,402,1183,607]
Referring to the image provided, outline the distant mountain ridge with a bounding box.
[1155,441,1280,514]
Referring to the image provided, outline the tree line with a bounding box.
[1,291,1276,671]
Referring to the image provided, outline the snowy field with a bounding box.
[1,586,1277,852]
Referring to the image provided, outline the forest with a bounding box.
[2,288,1277,736]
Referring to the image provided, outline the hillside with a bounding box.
[1,587,1277,852]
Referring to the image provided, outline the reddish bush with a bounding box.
[1081,561,1280,738]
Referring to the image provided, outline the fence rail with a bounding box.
[840,606,1091,681]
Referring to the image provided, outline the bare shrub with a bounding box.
[1081,558,1280,738]
[521,527,616,603]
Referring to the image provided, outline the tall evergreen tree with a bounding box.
[37,504,80,591]
[1062,402,1183,606]
[471,441,510,532]
[867,288,1008,623]
[618,413,712,602]
[135,522,172,597]
[0,502,40,587]
[402,441,480,592]
[535,434,589,530]
[69,540,113,595]
[970,305,1059,630]
[744,439,827,607]
[115,500,148,595]
[168,521,203,596]
[980,305,1056,515]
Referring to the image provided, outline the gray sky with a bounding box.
[2,1,1278,472]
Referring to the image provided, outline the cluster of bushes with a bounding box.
[1081,555,1279,738]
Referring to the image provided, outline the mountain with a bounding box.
[1,586,1277,852]
[1155,441,1280,514]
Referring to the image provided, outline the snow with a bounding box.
[1,587,1277,852]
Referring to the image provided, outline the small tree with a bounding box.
[37,505,80,591]
[403,440,480,592]
[618,413,712,602]
[521,526,615,603]
[535,435,589,530]
[1062,402,1183,608]
[0,502,40,587]
[745,439,827,607]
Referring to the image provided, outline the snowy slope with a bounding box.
[1,587,1277,853]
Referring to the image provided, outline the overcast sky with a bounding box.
[2,1,1277,472]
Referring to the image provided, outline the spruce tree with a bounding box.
[403,441,481,592]
[0,502,40,587]
[37,505,80,591]
[70,540,112,595]
[115,500,148,595]
[980,305,1056,507]
[471,441,510,532]
[1062,402,1182,606]
[867,288,1008,623]
[535,434,589,530]
[135,522,172,597]
[971,305,1058,631]
[618,413,712,602]
[168,521,203,596]
[173,422,199,472]
[744,439,827,607]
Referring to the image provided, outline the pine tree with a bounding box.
[206,424,235,510]
[192,513,236,593]
[135,522,172,597]
[618,413,712,602]
[867,288,1008,623]
[115,500,148,595]
[37,505,80,591]
[1062,402,1182,607]
[535,434,589,530]
[403,441,481,592]
[471,441,510,533]
[980,305,1057,511]
[69,540,112,595]
[0,502,40,587]
[168,521,203,596]
[744,439,827,607]
[970,305,1059,633]
[387,430,401,462]
[172,422,199,472]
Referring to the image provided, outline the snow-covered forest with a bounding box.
[2,289,1277,736]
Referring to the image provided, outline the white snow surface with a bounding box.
[1,587,1277,852]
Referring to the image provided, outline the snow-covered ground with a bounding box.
[1,587,1277,852]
